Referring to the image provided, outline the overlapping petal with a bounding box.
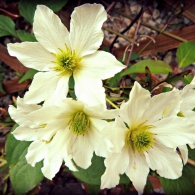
[120,81,151,127]
[24,71,63,104]
[152,117,195,147]
[101,147,129,189]
[74,70,106,106]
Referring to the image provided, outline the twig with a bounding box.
[114,10,187,42]
[102,26,135,44]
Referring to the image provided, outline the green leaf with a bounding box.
[121,59,172,76]
[183,74,194,85]
[177,41,195,68]
[87,184,100,195]
[17,30,37,42]
[0,15,17,37]
[72,153,105,185]
[19,0,69,24]
[161,86,172,93]
[72,153,130,185]
[108,71,123,87]
[18,69,38,83]
[160,162,195,195]
[6,124,43,195]
[0,82,6,94]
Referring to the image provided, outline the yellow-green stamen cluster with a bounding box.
[69,111,90,135]
[126,123,154,154]
[52,45,82,74]
[177,111,185,117]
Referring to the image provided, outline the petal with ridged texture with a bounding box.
[101,147,129,189]
[80,51,125,80]
[74,70,105,106]
[152,117,195,148]
[34,5,70,53]
[7,42,54,71]
[145,143,182,179]
[126,151,149,195]
[70,4,106,57]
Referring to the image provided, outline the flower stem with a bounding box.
[106,98,119,109]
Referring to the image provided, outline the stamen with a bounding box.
[69,111,90,135]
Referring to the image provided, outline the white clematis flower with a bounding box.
[9,97,116,180]
[7,4,125,106]
[100,82,195,195]
[176,77,195,164]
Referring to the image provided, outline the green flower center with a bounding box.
[69,111,90,135]
[126,123,154,154]
[52,45,82,75]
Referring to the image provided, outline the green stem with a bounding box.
[106,97,119,109]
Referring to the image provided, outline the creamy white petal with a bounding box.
[64,155,78,172]
[145,143,182,179]
[181,90,195,111]
[26,140,47,166]
[102,117,127,153]
[27,107,62,123]
[9,105,39,127]
[74,70,106,106]
[143,90,181,123]
[42,157,63,180]
[89,118,112,157]
[34,5,70,53]
[182,110,195,123]
[43,74,70,106]
[125,151,149,195]
[178,145,188,165]
[120,81,150,128]
[84,103,118,119]
[101,147,129,189]
[70,4,106,57]
[24,71,60,104]
[12,126,37,141]
[72,132,94,169]
[80,51,125,80]
[7,42,54,71]
[152,117,195,147]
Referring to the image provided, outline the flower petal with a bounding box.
[81,51,125,80]
[72,132,94,169]
[34,5,70,53]
[26,140,47,166]
[84,103,118,119]
[101,147,129,189]
[43,74,70,106]
[74,71,105,106]
[125,151,149,195]
[145,143,182,179]
[152,117,195,148]
[89,118,112,157]
[42,157,63,180]
[24,71,61,104]
[7,42,55,71]
[101,117,127,153]
[143,90,181,123]
[12,126,37,141]
[120,81,150,128]
[178,145,188,165]
[70,4,106,57]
